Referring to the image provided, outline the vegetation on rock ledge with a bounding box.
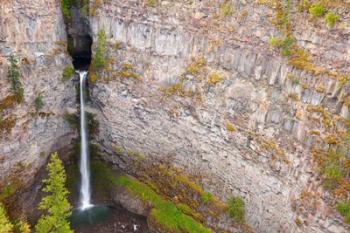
[8,55,24,103]
[34,96,44,112]
[60,0,73,21]
[93,162,213,233]
[91,29,107,70]
[62,65,75,82]
[228,197,245,223]
[89,29,107,83]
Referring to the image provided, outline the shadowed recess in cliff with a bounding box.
[63,0,92,70]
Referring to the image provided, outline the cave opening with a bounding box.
[65,0,92,70]
[68,34,92,70]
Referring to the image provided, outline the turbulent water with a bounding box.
[78,70,92,210]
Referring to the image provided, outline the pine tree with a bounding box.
[35,152,72,233]
[8,55,24,103]
[0,203,13,233]
[92,29,107,70]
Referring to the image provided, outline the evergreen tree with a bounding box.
[0,203,13,233]
[35,152,72,233]
[8,55,24,103]
[92,29,107,70]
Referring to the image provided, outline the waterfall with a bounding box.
[78,70,93,210]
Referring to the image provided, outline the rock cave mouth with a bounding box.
[65,1,93,70]
[68,34,92,70]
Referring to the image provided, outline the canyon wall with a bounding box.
[0,0,75,190]
[90,1,350,233]
[0,0,349,232]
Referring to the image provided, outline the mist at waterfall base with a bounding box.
[70,70,111,227]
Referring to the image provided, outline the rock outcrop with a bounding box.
[0,0,75,191]
[89,1,350,232]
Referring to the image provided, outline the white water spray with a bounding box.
[78,70,93,210]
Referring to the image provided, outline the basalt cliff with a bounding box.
[1,1,350,233]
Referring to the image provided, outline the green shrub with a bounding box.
[91,29,107,71]
[325,12,339,27]
[63,112,79,129]
[34,96,44,111]
[336,201,350,224]
[269,36,294,57]
[323,162,343,180]
[201,192,213,204]
[0,185,16,202]
[269,37,283,47]
[8,55,24,103]
[227,196,245,223]
[80,0,89,16]
[86,112,99,136]
[309,3,326,17]
[61,0,73,20]
[62,66,75,81]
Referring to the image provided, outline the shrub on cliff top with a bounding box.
[35,152,72,233]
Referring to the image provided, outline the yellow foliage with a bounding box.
[89,72,98,83]
[208,72,224,85]
[220,1,233,17]
[186,57,206,75]
[324,135,340,145]
[0,95,17,110]
[226,122,236,132]
[288,93,300,101]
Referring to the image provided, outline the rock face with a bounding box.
[89,1,349,233]
[0,0,75,190]
[112,186,151,217]
[0,0,349,232]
